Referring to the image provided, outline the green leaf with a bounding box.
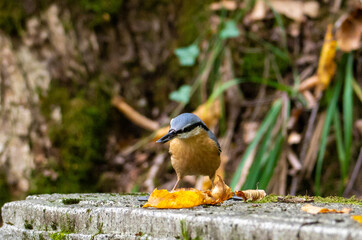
[342,53,353,183]
[242,119,275,190]
[333,110,346,181]
[220,20,240,39]
[174,44,200,66]
[258,132,284,189]
[314,54,346,196]
[208,79,241,104]
[169,85,192,104]
[352,79,362,103]
[231,99,282,190]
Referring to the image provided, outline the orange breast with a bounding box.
[169,130,220,178]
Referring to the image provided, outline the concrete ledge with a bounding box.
[1,193,361,239]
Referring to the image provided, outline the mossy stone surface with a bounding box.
[1,193,361,239]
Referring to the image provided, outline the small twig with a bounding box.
[300,98,320,163]
[121,133,156,156]
[287,148,302,175]
[220,47,242,152]
[298,75,319,92]
[235,148,257,190]
[251,55,269,121]
[111,96,159,131]
[304,112,327,178]
[240,94,281,107]
[290,99,321,195]
[144,153,166,192]
[343,147,362,197]
[331,0,342,13]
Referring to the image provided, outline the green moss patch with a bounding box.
[313,195,362,206]
[62,198,81,205]
[253,194,279,203]
[31,76,112,195]
[50,231,71,240]
[24,220,33,230]
[256,194,361,205]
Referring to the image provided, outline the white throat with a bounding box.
[177,127,203,139]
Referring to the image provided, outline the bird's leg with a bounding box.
[172,176,181,191]
[210,175,215,189]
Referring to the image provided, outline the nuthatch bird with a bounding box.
[157,113,221,191]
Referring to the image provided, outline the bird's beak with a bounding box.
[156,130,176,143]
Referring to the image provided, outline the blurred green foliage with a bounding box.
[31,78,111,194]
[0,1,25,35]
[175,44,200,66]
[170,85,192,104]
[176,0,213,46]
[77,0,122,14]
[73,0,123,27]
[0,172,11,205]
[0,172,11,224]
[219,20,240,39]
[0,0,124,35]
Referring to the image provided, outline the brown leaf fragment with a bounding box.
[210,1,238,11]
[301,204,352,214]
[234,190,247,201]
[211,176,233,202]
[247,0,319,22]
[235,189,266,202]
[249,0,268,21]
[277,196,313,203]
[336,7,362,52]
[270,0,305,22]
[302,1,320,18]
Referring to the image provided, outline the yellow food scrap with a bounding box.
[143,188,210,209]
[143,176,232,209]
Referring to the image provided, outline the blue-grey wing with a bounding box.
[208,130,221,154]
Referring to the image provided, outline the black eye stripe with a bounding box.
[175,122,208,134]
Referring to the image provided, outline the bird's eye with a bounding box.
[182,126,190,133]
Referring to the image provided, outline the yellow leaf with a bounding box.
[301,204,352,214]
[143,188,209,209]
[143,176,232,209]
[352,215,362,224]
[317,24,337,92]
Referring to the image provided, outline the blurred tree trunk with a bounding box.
[0,0,207,199]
